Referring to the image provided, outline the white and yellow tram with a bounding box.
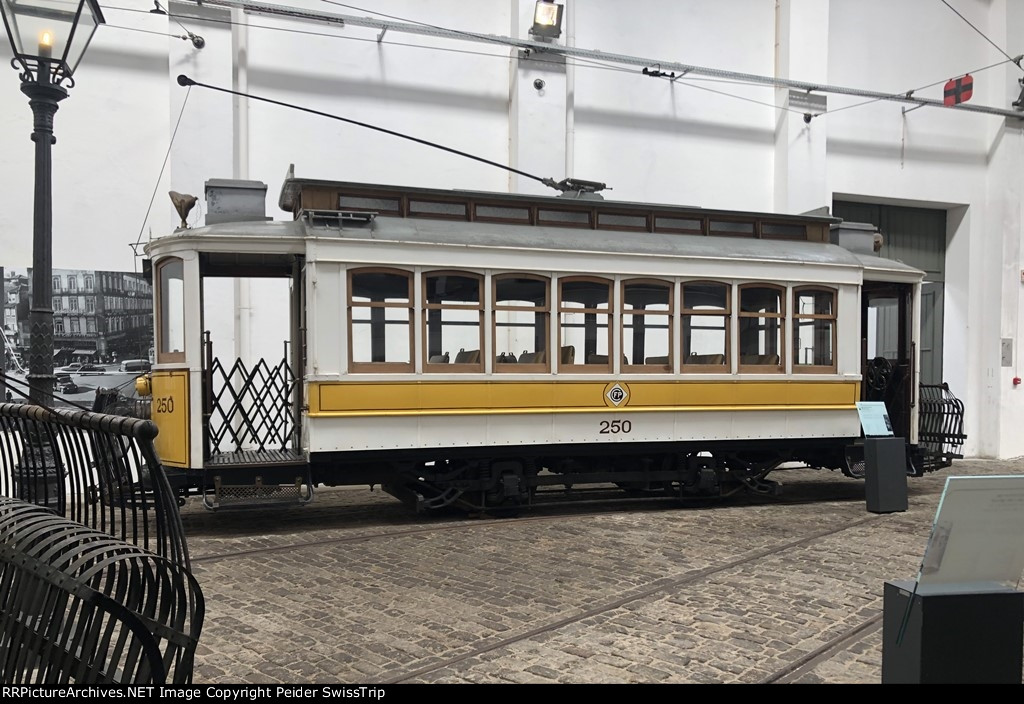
[141,172,958,510]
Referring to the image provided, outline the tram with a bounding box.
[140,169,964,510]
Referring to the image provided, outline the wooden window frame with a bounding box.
[493,273,551,373]
[792,286,838,373]
[422,270,484,373]
[558,276,613,373]
[681,280,731,373]
[621,278,673,373]
[347,267,415,373]
[596,210,652,232]
[737,283,785,373]
[155,256,186,364]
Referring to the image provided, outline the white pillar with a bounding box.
[231,9,252,364]
[774,0,830,215]
[508,0,568,195]
[988,0,1024,458]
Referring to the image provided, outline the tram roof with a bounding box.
[149,213,876,271]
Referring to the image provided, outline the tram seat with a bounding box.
[586,354,630,365]
[686,354,725,365]
[518,350,547,364]
[645,356,670,365]
[429,352,450,364]
[496,352,517,364]
[454,348,481,364]
[740,354,780,365]
[560,345,575,364]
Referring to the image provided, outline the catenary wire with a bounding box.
[154,0,202,41]
[131,85,191,262]
[100,8,855,120]
[104,23,191,40]
[175,75,557,187]
[940,0,1023,70]
[821,56,1018,116]
[102,5,1021,122]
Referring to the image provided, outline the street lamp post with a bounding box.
[1,0,104,406]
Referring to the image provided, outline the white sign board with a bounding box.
[916,475,1024,593]
[856,401,894,437]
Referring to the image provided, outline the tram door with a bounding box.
[199,256,304,462]
[861,281,914,439]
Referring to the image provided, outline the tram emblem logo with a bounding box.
[605,382,629,407]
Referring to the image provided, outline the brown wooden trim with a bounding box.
[596,210,653,232]
[422,270,484,373]
[681,280,731,367]
[792,285,838,373]
[536,207,594,229]
[473,201,533,224]
[621,278,674,372]
[493,273,551,374]
[287,179,836,243]
[557,276,613,373]
[347,267,414,373]
[737,283,785,373]
[155,257,185,365]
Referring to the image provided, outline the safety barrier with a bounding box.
[918,383,967,471]
[0,402,188,568]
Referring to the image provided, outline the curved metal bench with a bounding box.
[0,402,188,568]
[0,497,203,684]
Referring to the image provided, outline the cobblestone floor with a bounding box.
[180,457,1024,684]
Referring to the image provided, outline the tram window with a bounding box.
[349,269,413,369]
[794,287,836,370]
[559,278,611,370]
[156,257,185,363]
[424,272,483,371]
[682,282,730,369]
[494,275,549,371]
[738,285,784,370]
[623,280,672,371]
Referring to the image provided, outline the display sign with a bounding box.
[856,401,894,437]
[916,475,1024,593]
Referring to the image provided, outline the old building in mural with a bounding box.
[2,267,153,367]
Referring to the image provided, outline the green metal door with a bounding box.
[833,201,946,385]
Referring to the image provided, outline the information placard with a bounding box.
[856,401,894,437]
[916,475,1024,593]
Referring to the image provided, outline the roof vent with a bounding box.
[205,179,271,225]
[830,221,883,255]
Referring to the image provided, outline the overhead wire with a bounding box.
[940,0,1023,70]
[101,5,829,119]
[103,23,192,41]
[820,56,1019,117]
[152,0,206,47]
[0,372,94,412]
[130,85,192,263]
[103,3,1023,123]
[175,74,560,188]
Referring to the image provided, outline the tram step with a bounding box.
[203,475,313,510]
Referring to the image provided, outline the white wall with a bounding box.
[0,13,171,273]
[1,0,1022,456]
[826,0,1023,457]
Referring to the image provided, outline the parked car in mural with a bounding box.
[59,362,83,373]
[54,373,79,394]
[78,364,106,375]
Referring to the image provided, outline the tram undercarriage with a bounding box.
[181,439,852,513]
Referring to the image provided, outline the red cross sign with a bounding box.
[944,75,973,106]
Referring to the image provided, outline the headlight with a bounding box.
[135,374,152,397]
